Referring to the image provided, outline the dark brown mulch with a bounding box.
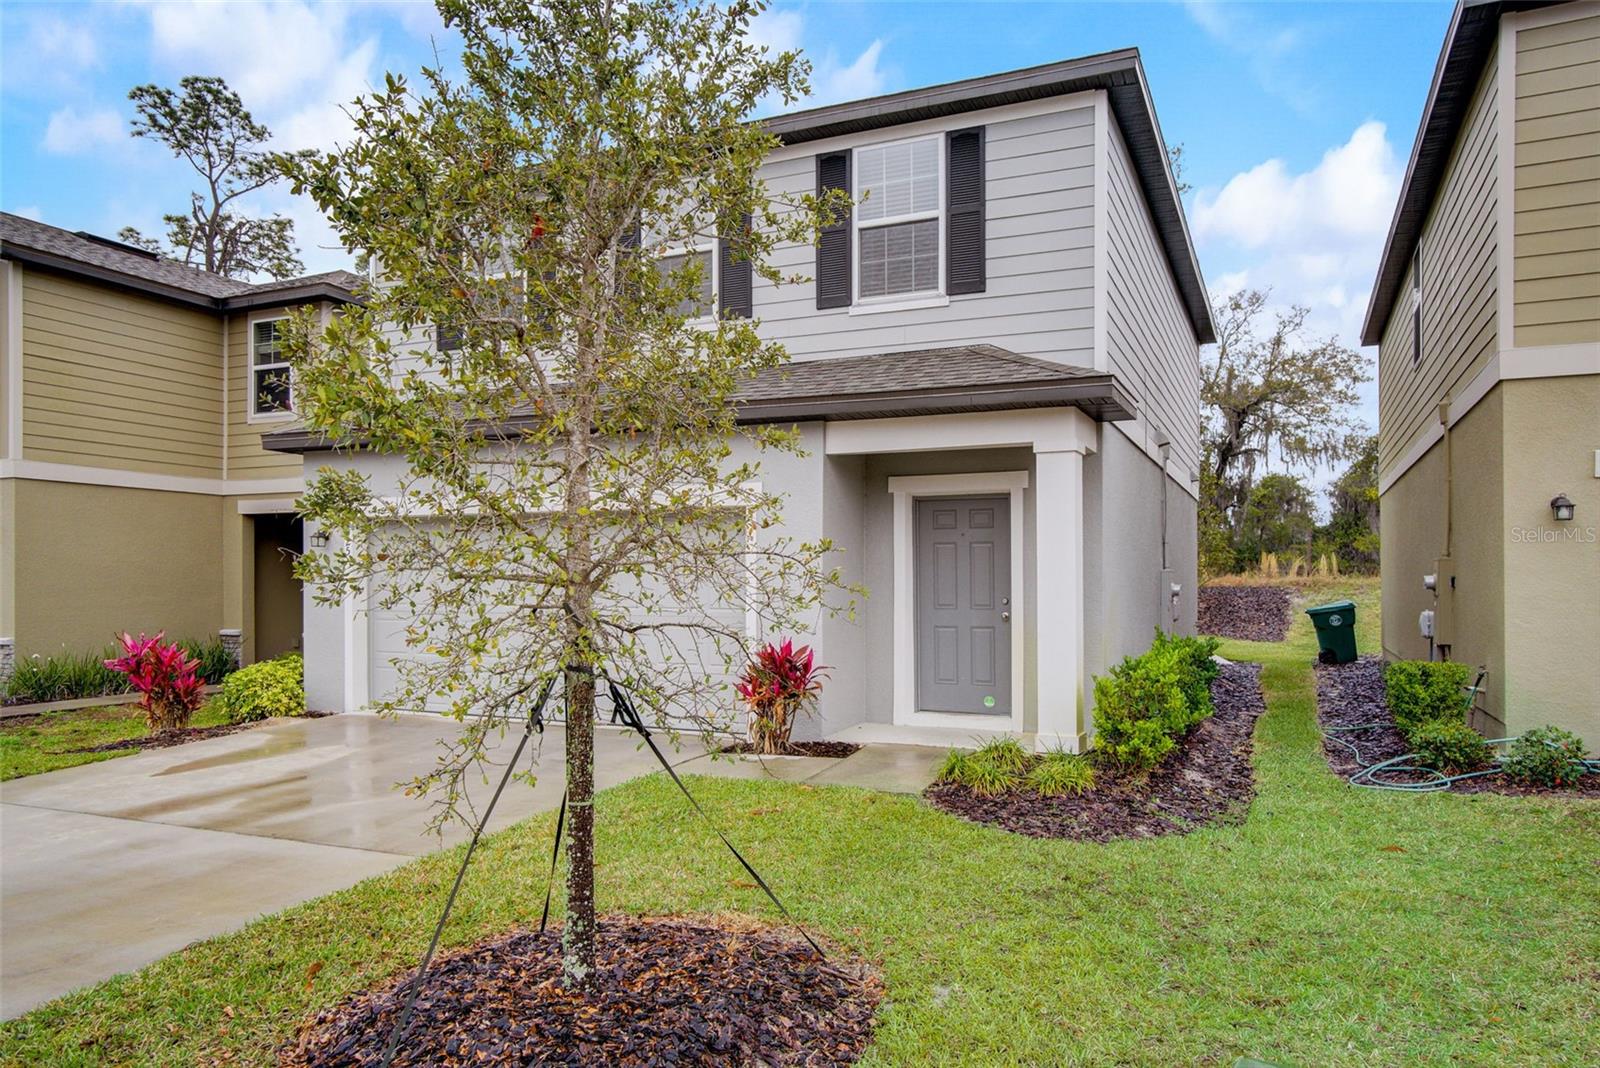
[67,711,334,753]
[282,916,883,1068]
[719,740,862,759]
[1315,656,1600,797]
[1197,585,1292,642]
[923,662,1266,842]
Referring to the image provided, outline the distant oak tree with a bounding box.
[120,75,307,280]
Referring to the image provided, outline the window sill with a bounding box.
[847,293,950,316]
[246,411,296,426]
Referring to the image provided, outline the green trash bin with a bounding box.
[1306,600,1358,664]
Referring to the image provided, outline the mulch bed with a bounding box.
[1197,585,1292,642]
[282,916,883,1068]
[1315,656,1600,797]
[923,662,1266,841]
[719,740,862,759]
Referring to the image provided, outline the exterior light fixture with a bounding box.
[309,529,333,549]
[1550,493,1576,522]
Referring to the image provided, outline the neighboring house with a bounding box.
[0,213,360,678]
[266,49,1213,751]
[1363,0,1599,743]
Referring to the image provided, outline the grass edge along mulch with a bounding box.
[281,914,882,1068]
[922,661,1266,841]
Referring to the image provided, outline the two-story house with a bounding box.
[267,49,1213,751]
[1363,0,1598,744]
[0,214,359,677]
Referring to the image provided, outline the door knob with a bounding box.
[1001,612,1011,622]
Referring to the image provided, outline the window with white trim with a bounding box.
[1410,244,1423,368]
[250,317,292,417]
[854,136,942,301]
[655,246,715,319]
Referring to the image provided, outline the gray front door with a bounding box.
[915,496,1011,716]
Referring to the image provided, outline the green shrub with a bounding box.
[1092,632,1218,771]
[219,654,304,724]
[1501,726,1589,788]
[1409,720,1492,774]
[178,638,238,685]
[4,648,126,703]
[1027,751,1095,797]
[1384,660,1472,740]
[972,737,1029,774]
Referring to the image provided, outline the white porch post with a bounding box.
[1033,415,1096,752]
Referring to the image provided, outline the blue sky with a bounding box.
[1,0,1458,448]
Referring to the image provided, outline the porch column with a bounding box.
[1033,418,1095,752]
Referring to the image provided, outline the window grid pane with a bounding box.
[656,250,714,317]
[253,367,292,414]
[252,320,283,365]
[858,219,939,299]
[858,139,938,223]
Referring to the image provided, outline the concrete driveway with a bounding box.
[0,714,694,1019]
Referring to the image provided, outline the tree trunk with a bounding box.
[561,655,597,990]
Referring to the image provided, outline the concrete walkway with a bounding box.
[0,714,941,1018]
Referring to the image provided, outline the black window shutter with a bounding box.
[815,152,851,309]
[718,213,753,319]
[947,126,986,295]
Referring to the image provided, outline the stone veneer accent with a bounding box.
[219,629,244,669]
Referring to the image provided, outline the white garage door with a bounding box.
[366,552,751,731]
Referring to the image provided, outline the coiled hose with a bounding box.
[1328,726,1600,792]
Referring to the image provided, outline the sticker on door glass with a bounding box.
[983,695,995,708]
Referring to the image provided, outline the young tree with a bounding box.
[1202,288,1369,524]
[1237,473,1317,560]
[121,75,307,279]
[283,0,849,989]
[1321,434,1380,572]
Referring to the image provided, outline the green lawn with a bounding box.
[0,700,232,781]
[4,576,1597,1066]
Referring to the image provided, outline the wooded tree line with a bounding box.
[1198,289,1378,578]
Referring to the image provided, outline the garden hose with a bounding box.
[1338,732,1600,792]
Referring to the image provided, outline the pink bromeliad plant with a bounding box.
[736,638,827,755]
[104,631,205,733]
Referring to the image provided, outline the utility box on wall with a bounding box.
[1431,556,1457,648]
[1159,568,1182,629]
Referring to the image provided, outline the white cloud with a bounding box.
[0,9,101,94]
[1193,121,1402,478]
[42,107,125,155]
[1182,0,1317,113]
[750,5,892,114]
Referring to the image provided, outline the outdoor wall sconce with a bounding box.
[309,529,333,549]
[1550,493,1575,522]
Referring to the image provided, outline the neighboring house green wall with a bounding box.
[9,478,225,659]
[1378,43,1499,481]
[20,271,225,478]
[1513,12,1600,348]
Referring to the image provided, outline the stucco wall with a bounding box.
[1499,374,1599,743]
[1513,11,1600,348]
[8,479,224,658]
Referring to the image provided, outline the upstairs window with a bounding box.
[655,247,715,319]
[250,317,292,418]
[854,136,941,301]
[1410,244,1423,368]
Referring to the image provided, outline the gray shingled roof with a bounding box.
[262,344,1136,453]
[0,211,361,311]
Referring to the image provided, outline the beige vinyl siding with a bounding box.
[226,311,305,479]
[1513,12,1600,346]
[751,103,1098,367]
[1104,115,1202,477]
[20,271,224,477]
[1378,45,1499,478]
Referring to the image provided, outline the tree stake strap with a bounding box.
[606,679,827,960]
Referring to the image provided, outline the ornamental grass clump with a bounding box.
[736,639,827,755]
[1027,751,1095,797]
[104,631,204,732]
